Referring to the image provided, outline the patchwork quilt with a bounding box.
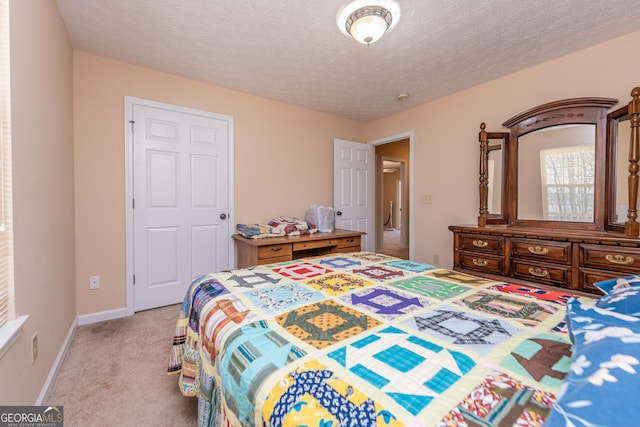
[168,252,592,427]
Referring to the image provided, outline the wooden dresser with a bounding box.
[233,229,364,268]
[449,225,640,294]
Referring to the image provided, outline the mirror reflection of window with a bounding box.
[487,158,495,213]
[540,145,594,221]
[615,119,631,223]
[518,124,596,222]
[487,147,503,215]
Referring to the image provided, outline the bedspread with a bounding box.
[168,252,591,427]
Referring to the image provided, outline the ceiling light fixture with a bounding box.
[337,1,401,45]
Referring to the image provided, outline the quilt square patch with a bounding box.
[188,277,230,331]
[437,371,557,427]
[489,283,577,306]
[425,269,498,286]
[384,259,437,273]
[219,320,306,426]
[352,265,406,282]
[499,333,572,387]
[303,272,374,296]
[272,262,333,280]
[327,326,476,416]
[244,282,326,314]
[275,299,381,349]
[200,297,256,366]
[454,291,557,328]
[220,267,285,290]
[338,286,431,319]
[317,255,363,270]
[390,275,471,300]
[401,306,522,357]
[263,359,403,427]
[350,252,397,262]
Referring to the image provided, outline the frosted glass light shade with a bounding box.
[345,6,392,45]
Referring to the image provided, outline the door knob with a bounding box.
[220,213,227,220]
[336,211,342,216]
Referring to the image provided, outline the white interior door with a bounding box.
[333,139,374,251]
[132,102,232,311]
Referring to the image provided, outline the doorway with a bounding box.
[374,137,411,259]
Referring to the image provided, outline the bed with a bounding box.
[168,251,640,426]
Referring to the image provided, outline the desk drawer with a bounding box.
[258,244,292,260]
[511,238,571,264]
[512,259,571,287]
[337,236,361,249]
[293,239,337,251]
[459,252,504,275]
[459,234,505,255]
[580,244,640,273]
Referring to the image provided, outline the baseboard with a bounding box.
[35,317,77,405]
[76,307,128,326]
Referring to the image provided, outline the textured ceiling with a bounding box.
[55,0,640,122]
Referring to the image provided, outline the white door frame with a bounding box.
[124,97,235,315]
[370,131,414,259]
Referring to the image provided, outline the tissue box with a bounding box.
[305,205,334,232]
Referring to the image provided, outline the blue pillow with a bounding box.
[596,285,640,317]
[594,275,640,294]
[546,299,640,427]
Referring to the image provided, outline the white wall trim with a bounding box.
[35,317,77,405]
[76,307,127,326]
[369,131,415,260]
[124,96,235,316]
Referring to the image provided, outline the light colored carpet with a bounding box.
[381,229,409,259]
[46,304,198,426]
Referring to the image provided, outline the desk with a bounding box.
[232,229,364,268]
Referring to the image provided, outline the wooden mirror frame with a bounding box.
[478,97,619,230]
[625,87,640,236]
[478,123,509,226]
[605,105,630,234]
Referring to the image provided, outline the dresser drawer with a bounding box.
[459,252,504,275]
[511,259,571,287]
[258,243,293,260]
[459,234,505,255]
[580,244,640,273]
[511,238,571,264]
[578,268,620,295]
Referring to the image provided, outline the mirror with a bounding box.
[517,124,596,222]
[478,97,619,230]
[478,124,508,226]
[606,106,631,231]
[487,143,503,215]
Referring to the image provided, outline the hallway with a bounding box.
[381,229,409,259]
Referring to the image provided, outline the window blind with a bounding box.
[0,0,14,328]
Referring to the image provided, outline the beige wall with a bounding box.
[0,0,75,404]
[73,52,365,315]
[365,30,640,268]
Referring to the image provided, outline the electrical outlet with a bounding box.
[32,333,38,364]
[433,254,440,265]
[89,275,100,290]
[424,194,433,204]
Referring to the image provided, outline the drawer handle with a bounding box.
[472,258,488,267]
[528,267,549,278]
[528,246,549,255]
[346,238,354,242]
[473,240,488,248]
[605,254,634,265]
[270,247,283,252]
